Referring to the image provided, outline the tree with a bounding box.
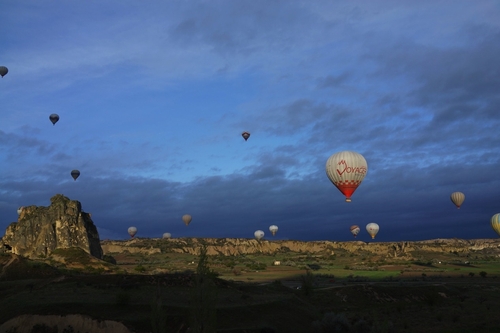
[301,270,315,296]
[189,246,217,333]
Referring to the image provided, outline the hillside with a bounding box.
[1,238,500,332]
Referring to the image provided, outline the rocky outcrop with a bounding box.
[0,194,103,259]
[101,237,500,258]
[0,314,131,333]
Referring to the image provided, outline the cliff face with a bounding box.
[101,237,500,258]
[1,194,103,259]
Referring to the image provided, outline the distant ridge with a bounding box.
[101,237,500,259]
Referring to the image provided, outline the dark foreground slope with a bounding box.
[2,269,500,332]
[1,238,500,332]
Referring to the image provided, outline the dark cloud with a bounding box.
[168,0,326,57]
[316,73,350,89]
[0,130,55,159]
[364,25,500,129]
[2,148,499,242]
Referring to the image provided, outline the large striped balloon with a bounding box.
[491,214,500,237]
[326,151,367,202]
[450,192,465,209]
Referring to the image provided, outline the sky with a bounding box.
[1,1,500,242]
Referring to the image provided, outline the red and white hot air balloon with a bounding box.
[366,223,379,239]
[450,192,465,209]
[326,151,367,202]
[350,225,360,238]
[128,226,137,238]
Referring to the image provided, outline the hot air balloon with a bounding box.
[241,131,250,141]
[163,233,171,239]
[182,214,192,226]
[366,223,379,239]
[254,230,264,240]
[350,225,360,238]
[128,226,137,238]
[269,225,278,236]
[49,114,59,125]
[0,66,8,78]
[491,214,500,237]
[71,170,80,181]
[326,151,367,202]
[450,192,465,209]
[17,207,24,215]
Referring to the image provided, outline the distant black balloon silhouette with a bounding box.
[49,114,59,125]
[71,170,80,181]
[0,66,8,78]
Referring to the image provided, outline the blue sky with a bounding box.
[1,1,499,242]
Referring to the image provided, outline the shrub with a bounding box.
[272,279,282,286]
[312,312,350,333]
[135,265,146,273]
[102,255,117,264]
[479,271,487,278]
[62,326,75,333]
[30,324,58,333]
[425,293,440,307]
[307,264,321,271]
[352,319,371,333]
[245,262,267,271]
[115,292,131,306]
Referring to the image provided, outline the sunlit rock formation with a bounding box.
[0,194,103,259]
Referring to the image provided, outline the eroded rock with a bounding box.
[0,314,131,333]
[1,194,103,259]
